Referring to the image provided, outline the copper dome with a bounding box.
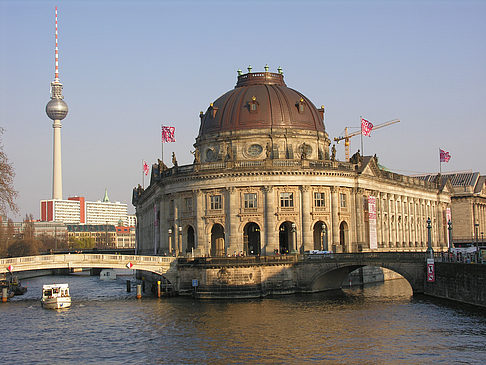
[198,71,325,137]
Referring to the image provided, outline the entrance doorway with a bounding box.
[243,222,261,256]
[186,226,195,253]
[211,224,225,257]
[279,221,294,254]
[339,221,348,252]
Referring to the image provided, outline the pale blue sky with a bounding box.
[1,0,485,220]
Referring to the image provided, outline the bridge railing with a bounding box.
[0,254,176,271]
[177,255,299,267]
[302,251,428,262]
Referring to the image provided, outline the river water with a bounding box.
[1,274,485,364]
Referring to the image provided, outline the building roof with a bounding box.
[414,172,484,196]
[198,71,325,137]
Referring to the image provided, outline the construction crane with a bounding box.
[333,119,400,161]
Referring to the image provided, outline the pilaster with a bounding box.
[301,185,312,252]
[263,186,276,255]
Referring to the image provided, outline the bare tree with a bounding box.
[0,128,18,215]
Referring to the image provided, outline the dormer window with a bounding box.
[249,96,258,113]
[297,98,305,113]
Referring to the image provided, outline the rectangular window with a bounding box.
[340,193,347,208]
[314,192,325,207]
[280,192,294,208]
[210,195,222,210]
[244,193,257,209]
[184,197,193,212]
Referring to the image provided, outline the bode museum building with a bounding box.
[133,68,452,257]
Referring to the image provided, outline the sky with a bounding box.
[0,0,485,221]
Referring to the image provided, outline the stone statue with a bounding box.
[157,158,168,172]
[191,148,200,164]
[226,144,233,161]
[266,142,271,159]
[331,144,336,161]
[172,152,178,167]
[350,149,363,164]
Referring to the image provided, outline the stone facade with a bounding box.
[133,70,452,257]
[418,173,486,243]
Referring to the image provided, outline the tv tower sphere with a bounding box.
[46,96,68,120]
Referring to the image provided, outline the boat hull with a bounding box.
[41,297,71,309]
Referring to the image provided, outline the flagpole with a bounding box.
[161,124,164,166]
[439,148,442,175]
[142,159,144,189]
[360,116,364,156]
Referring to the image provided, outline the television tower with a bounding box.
[45,6,68,200]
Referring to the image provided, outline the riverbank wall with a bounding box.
[424,263,486,308]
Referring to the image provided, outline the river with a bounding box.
[1,274,485,364]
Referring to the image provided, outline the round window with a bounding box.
[248,144,263,157]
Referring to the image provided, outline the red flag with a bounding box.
[161,125,176,143]
[361,118,373,137]
[440,149,451,162]
[143,161,150,176]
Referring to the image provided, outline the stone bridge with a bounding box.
[298,252,427,294]
[176,252,429,298]
[0,254,178,284]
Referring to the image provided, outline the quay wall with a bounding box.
[424,263,486,308]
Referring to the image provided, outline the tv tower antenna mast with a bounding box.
[45,6,68,200]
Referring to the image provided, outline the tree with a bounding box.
[7,239,39,257]
[0,218,15,258]
[0,128,18,215]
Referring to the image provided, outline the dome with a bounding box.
[46,98,68,120]
[198,71,325,138]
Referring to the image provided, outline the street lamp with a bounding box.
[426,217,433,259]
[447,220,453,252]
[291,223,297,254]
[168,228,173,255]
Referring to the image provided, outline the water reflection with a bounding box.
[1,276,486,364]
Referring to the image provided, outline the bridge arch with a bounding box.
[0,254,178,285]
[306,260,424,294]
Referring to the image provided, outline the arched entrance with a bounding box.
[211,224,225,257]
[313,221,328,251]
[339,221,348,252]
[279,221,294,254]
[186,226,195,253]
[243,222,261,256]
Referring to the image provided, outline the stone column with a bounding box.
[154,197,160,255]
[226,187,239,255]
[194,190,206,256]
[300,185,312,252]
[355,188,364,250]
[173,195,180,255]
[473,201,479,239]
[263,186,276,255]
[159,197,165,253]
[330,187,339,250]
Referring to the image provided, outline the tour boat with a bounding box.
[41,284,71,309]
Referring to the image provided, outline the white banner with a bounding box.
[368,196,378,250]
